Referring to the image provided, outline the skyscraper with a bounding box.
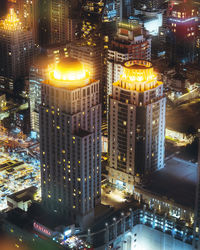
[38,0,80,46]
[0,9,34,90]
[29,47,69,137]
[50,0,68,45]
[39,58,101,227]
[167,2,199,64]
[8,0,38,42]
[107,60,166,192]
[69,41,102,84]
[107,21,151,110]
[29,56,52,136]
[135,0,165,10]
[69,39,103,117]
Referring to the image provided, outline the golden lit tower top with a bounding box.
[48,58,90,89]
[115,60,163,92]
[0,8,22,31]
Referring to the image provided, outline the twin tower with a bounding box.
[39,58,166,227]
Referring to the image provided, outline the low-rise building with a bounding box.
[7,186,37,212]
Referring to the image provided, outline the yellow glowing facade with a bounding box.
[118,21,141,31]
[48,59,90,89]
[115,60,162,92]
[0,9,22,31]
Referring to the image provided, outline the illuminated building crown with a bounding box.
[48,58,90,89]
[0,8,22,31]
[115,60,162,92]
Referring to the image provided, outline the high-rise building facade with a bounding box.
[69,40,103,115]
[29,56,52,136]
[39,58,101,227]
[45,44,69,63]
[66,18,79,42]
[29,46,69,137]
[79,1,117,129]
[0,9,34,90]
[135,0,165,10]
[8,0,38,42]
[107,21,151,109]
[107,60,166,192]
[69,41,102,83]
[50,0,68,45]
[38,0,80,46]
[167,2,199,64]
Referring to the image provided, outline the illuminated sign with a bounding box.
[64,229,72,237]
[169,17,198,23]
[33,222,52,237]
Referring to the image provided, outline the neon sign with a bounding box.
[169,17,198,23]
[33,222,52,237]
[64,229,72,237]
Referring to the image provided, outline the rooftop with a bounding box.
[142,157,197,209]
[28,203,73,230]
[118,21,142,31]
[47,58,91,89]
[7,186,37,203]
[0,8,22,31]
[166,98,200,133]
[0,159,24,172]
[74,130,92,138]
[114,59,161,92]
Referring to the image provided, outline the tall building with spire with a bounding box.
[107,60,165,192]
[0,8,34,90]
[39,58,101,227]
